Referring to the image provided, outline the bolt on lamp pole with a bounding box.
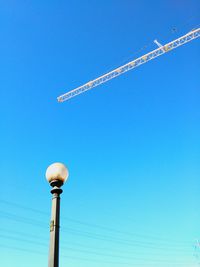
[46,163,69,267]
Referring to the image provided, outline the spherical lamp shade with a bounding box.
[46,162,69,183]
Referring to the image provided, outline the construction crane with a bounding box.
[57,28,200,102]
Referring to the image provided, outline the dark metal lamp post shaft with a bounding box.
[48,180,63,267]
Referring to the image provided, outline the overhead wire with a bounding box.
[0,227,189,258]
[1,244,188,266]
[0,208,190,248]
[0,235,190,265]
[0,209,192,253]
[60,227,191,252]
[0,198,190,244]
[0,197,195,265]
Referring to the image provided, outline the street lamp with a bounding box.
[46,162,69,267]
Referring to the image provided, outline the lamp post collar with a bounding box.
[50,179,63,195]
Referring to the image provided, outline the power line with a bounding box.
[0,234,47,247]
[0,227,189,258]
[61,227,191,252]
[0,235,190,265]
[1,244,188,266]
[0,244,47,257]
[0,198,190,244]
[0,209,190,252]
[0,210,47,228]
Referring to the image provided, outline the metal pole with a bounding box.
[48,180,63,267]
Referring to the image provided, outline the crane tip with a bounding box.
[57,97,63,103]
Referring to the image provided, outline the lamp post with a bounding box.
[46,162,69,267]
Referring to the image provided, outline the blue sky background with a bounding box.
[0,0,200,266]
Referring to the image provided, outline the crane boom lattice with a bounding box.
[57,28,200,102]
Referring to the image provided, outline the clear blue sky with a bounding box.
[0,1,200,266]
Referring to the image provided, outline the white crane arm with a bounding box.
[57,28,200,102]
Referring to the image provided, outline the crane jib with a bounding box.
[57,28,200,102]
